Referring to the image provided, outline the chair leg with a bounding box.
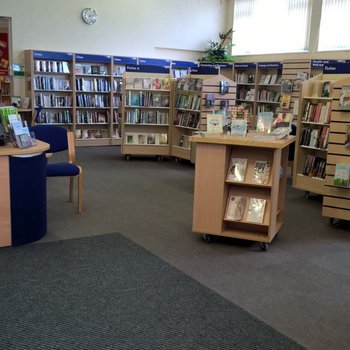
[77,166,83,214]
[69,176,74,202]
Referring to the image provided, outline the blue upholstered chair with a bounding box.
[29,125,83,213]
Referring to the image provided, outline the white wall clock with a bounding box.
[81,8,97,25]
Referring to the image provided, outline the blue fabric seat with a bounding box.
[29,125,83,213]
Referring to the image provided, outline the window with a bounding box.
[318,0,350,51]
[232,0,310,55]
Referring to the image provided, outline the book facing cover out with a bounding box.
[227,158,247,182]
[252,160,272,185]
[246,198,266,224]
[339,86,350,110]
[225,195,247,221]
[333,163,350,187]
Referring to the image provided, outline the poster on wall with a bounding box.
[0,33,9,76]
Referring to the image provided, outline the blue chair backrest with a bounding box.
[29,125,68,153]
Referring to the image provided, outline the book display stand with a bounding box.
[322,75,350,222]
[190,134,295,250]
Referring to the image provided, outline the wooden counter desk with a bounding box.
[0,140,49,247]
[190,134,296,250]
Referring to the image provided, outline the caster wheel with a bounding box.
[125,155,131,161]
[330,218,341,227]
[157,155,163,162]
[304,191,310,200]
[202,234,211,243]
[175,157,181,163]
[260,242,269,251]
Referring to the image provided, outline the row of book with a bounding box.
[36,110,73,124]
[225,194,267,224]
[75,63,108,76]
[237,88,255,101]
[176,78,203,91]
[126,91,170,108]
[75,128,109,139]
[234,73,255,84]
[76,111,109,124]
[34,76,70,91]
[35,94,72,107]
[76,94,109,108]
[227,158,272,185]
[257,89,280,103]
[113,79,123,93]
[176,94,201,111]
[174,112,200,129]
[125,77,171,91]
[302,155,326,179]
[258,74,282,85]
[125,132,168,145]
[302,102,331,124]
[125,110,169,125]
[34,60,70,74]
[75,78,111,92]
[299,126,329,149]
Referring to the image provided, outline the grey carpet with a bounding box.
[0,233,304,350]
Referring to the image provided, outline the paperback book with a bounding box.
[227,158,248,182]
[333,163,350,187]
[252,160,272,185]
[225,195,247,221]
[339,86,350,110]
[246,198,267,224]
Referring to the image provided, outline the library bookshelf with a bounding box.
[322,75,350,222]
[121,70,172,160]
[172,74,235,161]
[190,134,295,250]
[292,74,334,195]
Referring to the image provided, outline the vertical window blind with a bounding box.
[232,0,309,55]
[318,0,350,51]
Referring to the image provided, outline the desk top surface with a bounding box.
[0,140,49,156]
[190,134,296,149]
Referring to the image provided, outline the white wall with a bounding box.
[1,0,228,95]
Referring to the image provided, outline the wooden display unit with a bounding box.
[292,74,333,195]
[0,77,12,106]
[256,62,282,117]
[74,53,113,146]
[233,63,256,115]
[24,50,74,130]
[322,75,350,221]
[190,134,295,250]
[172,74,235,161]
[121,69,172,159]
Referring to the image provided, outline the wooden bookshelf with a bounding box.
[121,70,172,160]
[190,134,295,250]
[0,78,12,106]
[322,75,350,221]
[172,74,235,161]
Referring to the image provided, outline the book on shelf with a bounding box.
[264,75,271,84]
[302,155,326,179]
[137,133,147,145]
[256,112,273,133]
[333,163,350,187]
[219,80,229,94]
[339,86,350,110]
[225,195,247,221]
[246,198,266,224]
[280,95,291,109]
[281,79,293,93]
[270,74,278,84]
[227,158,247,182]
[345,125,350,148]
[142,78,152,89]
[159,133,168,145]
[205,93,215,106]
[230,119,247,136]
[207,113,223,134]
[321,80,333,98]
[252,160,272,185]
[147,133,156,145]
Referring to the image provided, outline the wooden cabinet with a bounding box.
[121,71,172,159]
[292,74,333,195]
[172,74,235,161]
[190,134,295,249]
